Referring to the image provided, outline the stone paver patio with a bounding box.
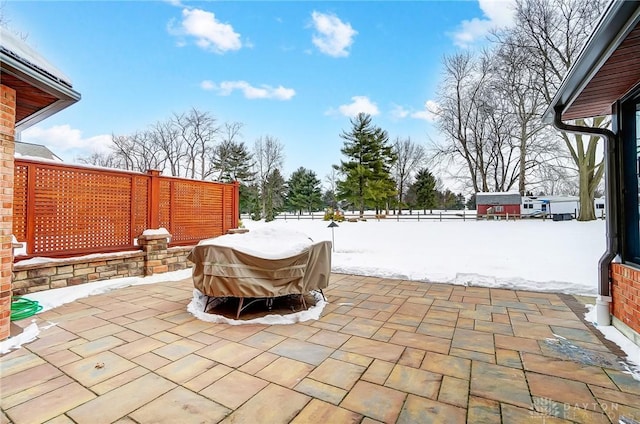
[1,273,639,423]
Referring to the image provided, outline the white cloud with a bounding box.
[451,0,515,48]
[390,104,410,120]
[200,80,215,90]
[201,80,295,100]
[21,125,113,161]
[310,11,357,58]
[334,96,379,117]
[390,100,439,122]
[411,100,439,122]
[170,8,242,54]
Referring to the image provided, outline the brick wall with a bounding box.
[12,245,193,295]
[611,263,640,337]
[0,84,16,341]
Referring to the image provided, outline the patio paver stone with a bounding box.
[1,273,638,424]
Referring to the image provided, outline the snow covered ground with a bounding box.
[244,217,606,296]
[2,217,639,377]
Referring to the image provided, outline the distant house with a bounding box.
[475,192,521,217]
[14,141,62,161]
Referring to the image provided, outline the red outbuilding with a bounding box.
[475,192,521,218]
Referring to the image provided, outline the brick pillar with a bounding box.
[138,232,171,276]
[0,85,16,341]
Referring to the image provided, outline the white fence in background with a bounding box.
[243,211,479,222]
[241,210,607,222]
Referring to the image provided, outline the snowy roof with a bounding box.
[0,27,81,131]
[14,141,62,161]
[0,27,73,87]
[476,192,521,205]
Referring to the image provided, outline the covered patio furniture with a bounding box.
[187,240,331,318]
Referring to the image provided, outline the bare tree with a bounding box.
[432,51,510,193]
[77,151,123,169]
[150,119,184,176]
[0,2,27,40]
[492,40,554,195]
[174,108,219,180]
[110,134,136,171]
[78,108,246,182]
[495,0,607,220]
[324,168,338,194]
[253,136,285,218]
[392,137,426,214]
[532,156,580,196]
[109,132,165,172]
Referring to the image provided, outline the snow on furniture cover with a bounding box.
[187,231,331,299]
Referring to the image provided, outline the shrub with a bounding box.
[323,207,345,222]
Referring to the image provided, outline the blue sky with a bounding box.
[6,0,515,186]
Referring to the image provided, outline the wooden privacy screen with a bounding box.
[13,159,239,259]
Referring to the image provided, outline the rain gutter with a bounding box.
[552,106,617,325]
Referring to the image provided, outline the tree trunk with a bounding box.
[577,168,596,221]
[518,126,527,195]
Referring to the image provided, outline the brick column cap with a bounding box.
[138,228,172,241]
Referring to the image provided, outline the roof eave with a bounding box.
[15,99,79,132]
[541,0,640,124]
[1,50,81,131]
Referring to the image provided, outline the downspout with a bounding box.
[553,106,617,326]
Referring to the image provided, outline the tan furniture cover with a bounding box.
[187,241,332,299]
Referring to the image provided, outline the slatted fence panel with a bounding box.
[223,184,235,232]
[13,163,28,241]
[132,176,149,239]
[158,179,171,231]
[13,159,239,258]
[166,178,225,244]
[31,164,134,255]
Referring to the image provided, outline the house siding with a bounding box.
[477,204,521,216]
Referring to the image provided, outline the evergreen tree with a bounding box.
[413,168,438,213]
[404,183,417,212]
[466,193,477,210]
[241,183,262,220]
[213,141,256,219]
[264,169,286,222]
[213,141,255,183]
[322,189,337,209]
[286,167,322,214]
[439,189,458,211]
[334,113,397,216]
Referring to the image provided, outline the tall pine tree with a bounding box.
[334,113,396,216]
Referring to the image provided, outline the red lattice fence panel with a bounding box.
[13,159,239,259]
[159,176,233,245]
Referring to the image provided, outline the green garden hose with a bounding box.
[10,297,42,321]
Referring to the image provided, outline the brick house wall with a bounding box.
[611,263,640,340]
[0,84,16,341]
